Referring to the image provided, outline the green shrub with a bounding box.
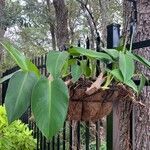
[0,105,36,150]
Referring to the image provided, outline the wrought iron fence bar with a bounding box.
[69,121,73,150]
[37,127,40,150]
[63,122,66,150]
[47,141,50,150]
[40,132,43,150]
[127,39,150,50]
[96,121,100,150]
[43,137,47,150]
[57,134,60,150]
[52,136,55,150]
[85,122,90,150]
[77,121,80,150]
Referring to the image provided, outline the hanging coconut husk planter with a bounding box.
[67,77,135,122]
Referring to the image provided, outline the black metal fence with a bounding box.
[2,23,149,150]
[1,25,109,150]
[1,53,105,150]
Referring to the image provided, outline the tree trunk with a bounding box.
[50,23,56,50]
[120,0,150,150]
[98,0,111,42]
[46,0,56,50]
[53,0,69,51]
[132,1,150,149]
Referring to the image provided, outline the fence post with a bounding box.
[106,23,120,150]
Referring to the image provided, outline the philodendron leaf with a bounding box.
[71,64,82,82]
[108,69,124,82]
[1,42,40,78]
[46,51,69,78]
[103,49,119,59]
[31,77,69,139]
[68,47,112,61]
[0,70,20,84]
[119,52,135,82]
[127,51,150,69]
[26,59,40,77]
[80,60,91,77]
[5,71,37,123]
[138,74,146,94]
[125,79,138,93]
[1,41,28,71]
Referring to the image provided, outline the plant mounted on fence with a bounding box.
[0,105,36,150]
[0,41,150,139]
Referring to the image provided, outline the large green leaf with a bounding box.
[127,51,150,69]
[68,47,112,61]
[138,74,146,94]
[119,52,135,82]
[31,77,69,139]
[0,70,20,84]
[125,79,138,93]
[1,42,28,71]
[80,60,91,77]
[71,64,82,82]
[26,59,40,77]
[5,71,37,123]
[46,51,69,78]
[103,49,119,59]
[108,68,124,82]
[1,42,40,78]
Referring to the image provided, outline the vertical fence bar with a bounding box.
[44,55,47,150]
[77,40,81,150]
[95,33,101,149]
[77,121,80,150]
[96,32,101,76]
[52,136,55,150]
[106,23,120,150]
[63,122,66,150]
[85,122,90,150]
[96,121,100,150]
[34,57,40,150]
[37,56,43,150]
[69,121,73,150]
[37,127,40,150]
[2,71,6,105]
[57,134,60,150]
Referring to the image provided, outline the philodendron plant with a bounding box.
[0,41,150,139]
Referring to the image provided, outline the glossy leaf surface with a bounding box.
[125,79,138,93]
[127,51,150,69]
[138,74,146,94]
[1,42,40,78]
[68,47,112,61]
[5,71,37,123]
[119,52,135,82]
[104,49,119,59]
[31,77,69,139]
[46,51,69,78]
[1,42,28,71]
[108,69,124,82]
[71,64,82,82]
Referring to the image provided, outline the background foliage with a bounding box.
[0,105,36,150]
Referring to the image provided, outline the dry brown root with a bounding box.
[85,72,105,95]
[65,79,73,86]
